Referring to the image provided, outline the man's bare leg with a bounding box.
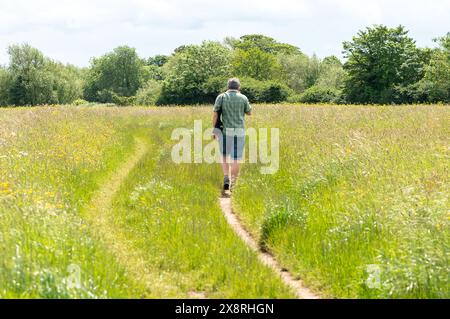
[231,160,240,185]
[222,156,230,176]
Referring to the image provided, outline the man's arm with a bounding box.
[212,111,219,127]
[244,98,252,116]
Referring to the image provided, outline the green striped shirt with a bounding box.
[213,90,251,129]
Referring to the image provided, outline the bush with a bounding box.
[286,94,302,103]
[135,80,162,106]
[96,89,114,103]
[260,82,290,102]
[299,86,343,104]
[111,93,135,106]
[0,68,12,106]
[158,76,290,105]
[157,41,232,105]
[240,77,290,103]
[73,98,89,106]
[202,76,228,103]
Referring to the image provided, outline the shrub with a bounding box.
[260,82,290,102]
[299,86,343,104]
[240,77,290,103]
[239,77,262,102]
[202,76,228,103]
[73,99,89,106]
[135,80,162,106]
[286,94,303,103]
[111,93,135,106]
[96,89,114,103]
[0,68,12,106]
[157,41,232,105]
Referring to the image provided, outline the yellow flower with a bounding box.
[0,182,12,193]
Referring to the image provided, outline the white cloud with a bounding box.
[0,0,448,66]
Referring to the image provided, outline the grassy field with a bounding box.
[0,104,448,298]
[234,105,449,298]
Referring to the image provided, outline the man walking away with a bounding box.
[212,78,252,191]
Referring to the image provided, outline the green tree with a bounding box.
[46,61,84,104]
[147,54,169,67]
[0,66,12,106]
[84,46,146,102]
[6,44,83,106]
[316,56,346,90]
[233,48,281,81]
[7,44,54,105]
[159,41,231,104]
[145,54,170,81]
[418,33,450,102]
[230,34,301,55]
[343,25,425,104]
[135,80,162,105]
[278,53,320,93]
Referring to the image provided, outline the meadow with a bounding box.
[0,104,448,299]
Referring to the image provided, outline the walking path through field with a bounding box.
[84,138,161,292]
[84,136,318,298]
[219,194,319,299]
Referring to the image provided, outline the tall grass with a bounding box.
[233,105,449,298]
[0,107,146,298]
[0,106,294,298]
[1,104,448,299]
[107,110,294,298]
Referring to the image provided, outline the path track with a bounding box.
[84,138,160,293]
[219,194,319,299]
[84,137,317,298]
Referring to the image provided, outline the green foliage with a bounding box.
[297,85,343,104]
[145,55,170,81]
[230,34,299,83]
[343,25,426,104]
[72,98,89,106]
[202,76,228,102]
[83,46,146,103]
[316,56,347,90]
[0,67,12,106]
[278,53,321,93]
[5,44,83,106]
[111,93,135,106]
[46,62,84,104]
[417,33,450,103]
[2,31,449,106]
[239,77,290,103]
[147,54,169,67]
[7,44,55,105]
[232,48,282,81]
[259,82,291,103]
[230,34,301,55]
[158,41,231,104]
[135,80,162,106]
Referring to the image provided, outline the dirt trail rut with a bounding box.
[84,138,160,293]
[84,137,317,298]
[219,194,319,299]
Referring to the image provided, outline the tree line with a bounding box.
[0,25,449,107]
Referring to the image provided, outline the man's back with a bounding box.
[214,90,251,130]
[213,78,251,191]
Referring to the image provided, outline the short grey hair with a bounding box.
[228,78,241,90]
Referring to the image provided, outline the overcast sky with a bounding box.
[1,0,449,67]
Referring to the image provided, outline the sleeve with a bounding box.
[244,97,252,113]
[213,94,223,112]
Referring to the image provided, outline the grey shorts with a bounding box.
[218,133,245,160]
